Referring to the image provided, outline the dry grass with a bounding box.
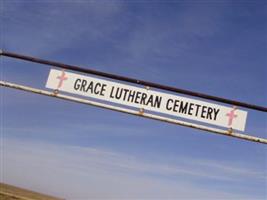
[0,183,64,200]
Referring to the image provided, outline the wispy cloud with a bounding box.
[2,1,124,56]
[1,2,266,200]
[1,138,264,200]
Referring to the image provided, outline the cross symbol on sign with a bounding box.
[56,70,68,89]
[226,107,238,126]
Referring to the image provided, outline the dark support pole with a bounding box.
[1,50,267,112]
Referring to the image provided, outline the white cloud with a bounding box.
[0,137,264,200]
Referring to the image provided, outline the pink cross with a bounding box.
[56,70,68,89]
[226,107,238,126]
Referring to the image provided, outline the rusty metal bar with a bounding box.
[1,80,267,144]
[1,50,266,112]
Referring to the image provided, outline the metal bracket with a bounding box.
[53,89,59,95]
[227,127,233,135]
[139,108,145,115]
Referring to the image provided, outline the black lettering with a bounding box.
[140,93,147,105]
[201,106,207,118]
[172,100,179,112]
[213,108,220,121]
[195,104,201,117]
[166,99,173,111]
[146,95,154,107]
[81,80,88,92]
[154,96,162,108]
[127,90,136,102]
[110,86,115,98]
[74,79,81,90]
[94,83,101,95]
[179,101,188,114]
[135,92,141,104]
[115,87,123,99]
[206,107,213,120]
[123,89,129,101]
[188,103,194,115]
[100,84,106,96]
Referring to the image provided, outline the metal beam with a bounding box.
[1,80,266,144]
[1,50,266,112]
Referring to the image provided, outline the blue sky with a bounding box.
[0,1,266,199]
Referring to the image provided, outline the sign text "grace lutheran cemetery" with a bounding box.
[46,69,247,131]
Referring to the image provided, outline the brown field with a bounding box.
[0,183,64,200]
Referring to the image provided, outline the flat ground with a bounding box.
[0,183,64,200]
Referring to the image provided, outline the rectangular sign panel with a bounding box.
[46,69,247,131]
